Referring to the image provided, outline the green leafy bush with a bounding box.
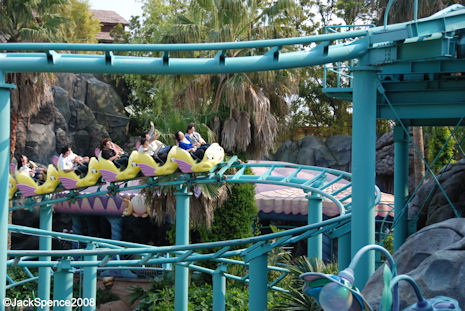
[131,276,284,311]
[199,168,258,243]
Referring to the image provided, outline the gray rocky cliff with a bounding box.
[14,73,129,164]
[362,218,465,309]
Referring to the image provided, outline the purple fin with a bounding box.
[17,184,37,197]
[138,163,157,176]
[99,169,118,182]
[58,177,78,189]
[175,159,193,173]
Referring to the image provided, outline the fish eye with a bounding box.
[50,176,56,181]
[132,162,137,167]
[92,168,97,174]
[207,155,214,160]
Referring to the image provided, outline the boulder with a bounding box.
[25,123,56,164]
[55,73,128,143]
[409,159,465,229]
[362,218,465,309]
[272,140,298,163]
[53,86,72,122]
[325,134,351,171]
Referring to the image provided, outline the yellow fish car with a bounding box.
[15,164,60,197]
[173,143,224,173]
[137,147,179,176]
[98,151,140,182]
[9,174,17,199]
[57,157,101,189]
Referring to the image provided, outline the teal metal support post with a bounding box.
[212,264,227,311]
[175,185,191,311]
[351,63,378,289]
[0,72,14,305]
[338,232,351,272]
[248,253,268,311]
[393,123,409,251]
[38,202,53,311]
[83,244,97,311]
[307,193,322,261]
[53,260,73,311]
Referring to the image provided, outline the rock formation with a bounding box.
[14,73,129,164]
[269,132,415,193]
[362,218,465,309]
[409,158,465,229]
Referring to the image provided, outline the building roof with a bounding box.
[90,10,129,25]
[94,31,114,43]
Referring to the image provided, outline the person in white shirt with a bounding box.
[138,121,170,163]
[16,154,46,182]
[58,146,89,176]
[185,123,209,149]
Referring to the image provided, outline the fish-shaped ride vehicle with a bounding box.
[98,151,141,182]
[9,174,17,199]
[137,147,179,177]
[173,143,224,173]
[57,157,102,189]
[15,164,61,197]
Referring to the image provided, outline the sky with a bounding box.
[88,0,144,22]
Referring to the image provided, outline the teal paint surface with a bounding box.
[83,244,97,311]
[307,193,323,261]
[394,124,409,250]
[351,64,378,289]
[53,262,73,311]
[338,232,351,272]
[175,186,191,311]
[38,203,53,311]
[0,72,13,306]
[248,253,268,311]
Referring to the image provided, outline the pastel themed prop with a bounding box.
[15,164,60,197]
[173,143,224,173]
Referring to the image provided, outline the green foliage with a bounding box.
[96,288,119,307]
[0,0,99,44]
[383,232,394,255]
[427,126,456,173]
[6,267,37,301]
[131,274,285,310]
[269,256,338,310]
[0,0,70,42]
[199,168,258,243]
[60,0,101,43]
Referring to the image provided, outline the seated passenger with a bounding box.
[100,138,128,168]
[139,122,165,154]
[16,154,46,182]
[139,136,163,163]
[175,130,205,161]
[185,123,210,149]
[58,146,89,176]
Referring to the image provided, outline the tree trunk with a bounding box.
[10,111,18,160]
[413,126,425,186]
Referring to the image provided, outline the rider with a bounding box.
[175,130,205,161]
[185,123,208,148]
[100,138,129,169]
[58,146,89,176]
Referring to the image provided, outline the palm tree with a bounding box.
[131,0,300,157]
[142,177,229,228]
